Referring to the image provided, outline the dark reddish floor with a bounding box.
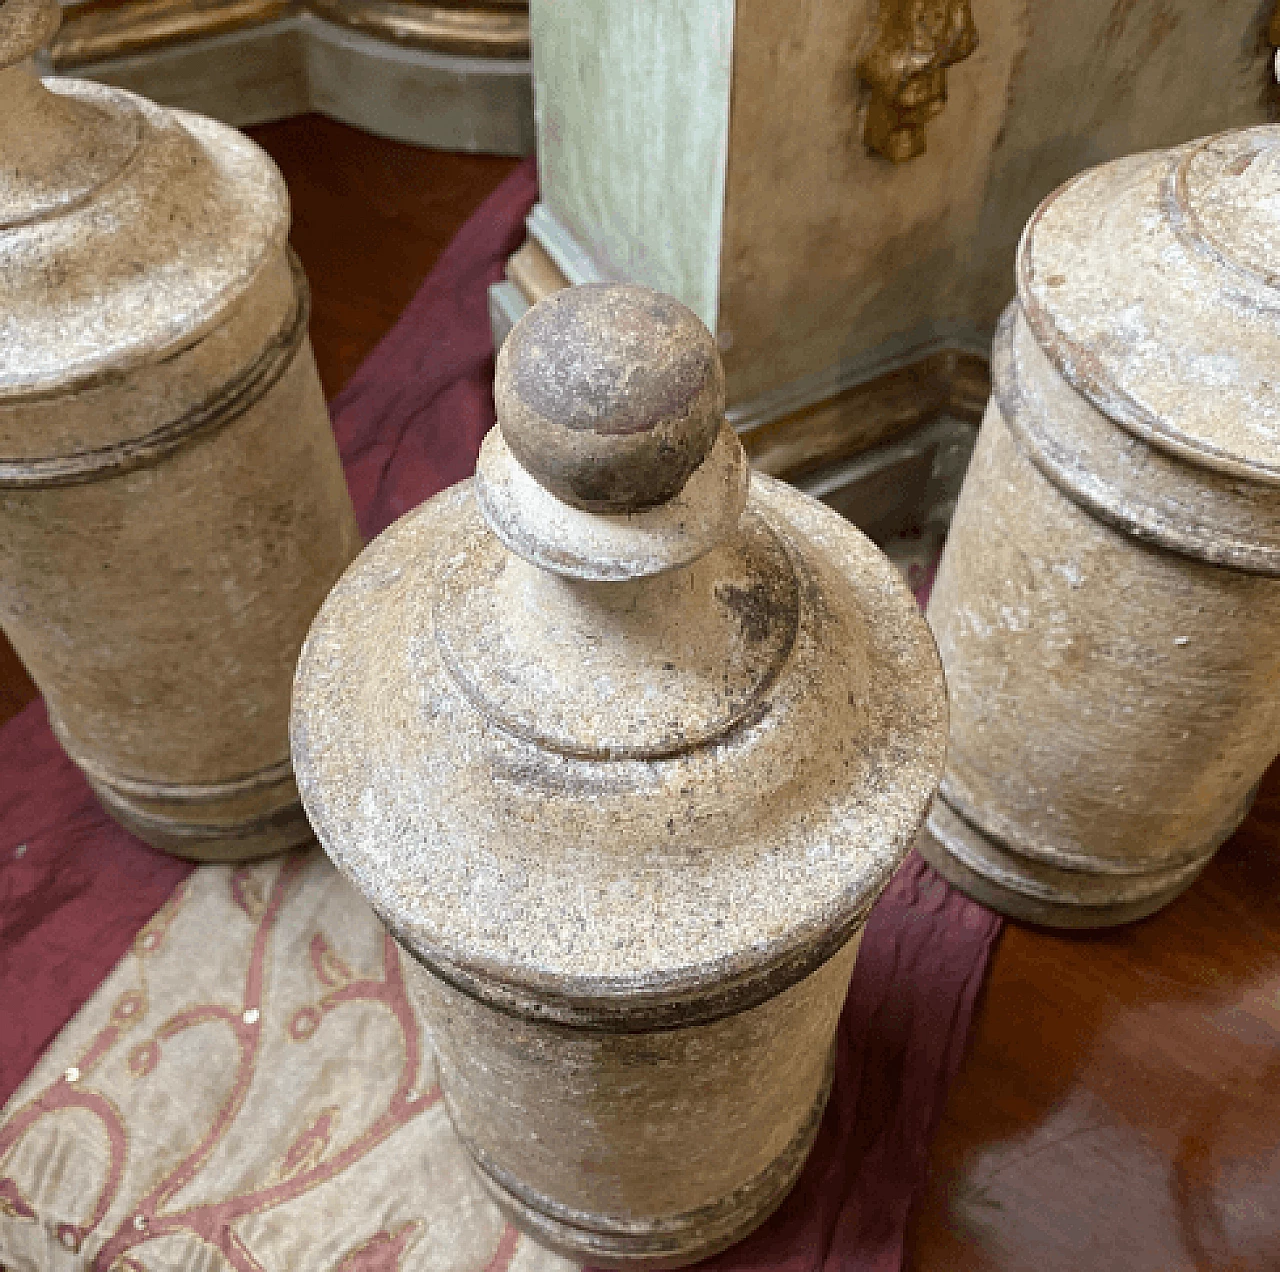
[251,115,522,400]
[8,115,1280,1272]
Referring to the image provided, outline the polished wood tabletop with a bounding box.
[908,766,1280,1271]
[6,115,1278,1271]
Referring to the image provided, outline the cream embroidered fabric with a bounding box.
[0,850,577,1272]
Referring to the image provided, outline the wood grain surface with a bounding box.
[5,115,1278,1271]
[909,766,1280,1271]
[251,115,522,398]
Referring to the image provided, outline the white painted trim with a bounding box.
[705,0,733,341]
[525,202,608,287]
[488,279,528,351]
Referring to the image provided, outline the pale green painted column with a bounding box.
[527,0,734,331]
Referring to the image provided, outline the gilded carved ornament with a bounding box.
[857,0,978,163]
[48,0,529,67]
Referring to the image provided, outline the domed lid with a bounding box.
[1019,125,1280,485]
[0,0,289,402]
[291,286,946,1029]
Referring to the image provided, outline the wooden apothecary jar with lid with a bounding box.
[291,285,946,1266]
[0,0,360,860]
[918,125,1280,927]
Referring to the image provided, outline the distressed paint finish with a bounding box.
[964,0,1280,334]
[530,0,1277,408]
[529,0,733,329]
[713,0,1018,404]
[718,0,1277,406]
[0,0,361,860]
[47,1,536,157]
[291,287,946,1266]
[519,0,1276,542]
[420,935,861,1268]
[919,126,1280,927]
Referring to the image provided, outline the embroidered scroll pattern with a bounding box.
[0,855,525,1271]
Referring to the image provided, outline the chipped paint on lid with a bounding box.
[291,286,947,1028]
[0,0,289,399]
[1019,126,1280,485]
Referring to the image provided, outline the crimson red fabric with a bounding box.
[0,152,1003,1269]
[329,157,539,540]
[0,700,191,1106]
[691,853,1002,1272]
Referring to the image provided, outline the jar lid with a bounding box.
[1019,126,1280,485]
[291,286,946,1030]
[0,0,289,400]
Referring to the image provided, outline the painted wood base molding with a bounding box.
[506,0,1276,539]
[49,0,533,154]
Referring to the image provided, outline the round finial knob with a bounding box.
[495,284,725,513]
[0,0,60,68]
[477,284,748,582]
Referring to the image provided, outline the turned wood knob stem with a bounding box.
[0,0,144,233]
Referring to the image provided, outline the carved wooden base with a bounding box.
[456,1054,833,1270]
[917,789,1257,929]
[90,777,315,862]
[58,720,318,862]
[51,7,534,155]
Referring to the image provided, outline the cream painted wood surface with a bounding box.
[920,125,1280,926]
[721,0,1279,403]
[292,286,945,1264]
[1,0,362,860]
[715,0,1015,403]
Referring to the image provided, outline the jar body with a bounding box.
[919,390,1280,925]
[0,248,361,861]
[411,932,861,1269]
[290,282,946,1264]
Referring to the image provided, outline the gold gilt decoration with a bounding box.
[306,0,528,59]
[50,0,528,67]
[857,0,977,163]
[51,0,291,66]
